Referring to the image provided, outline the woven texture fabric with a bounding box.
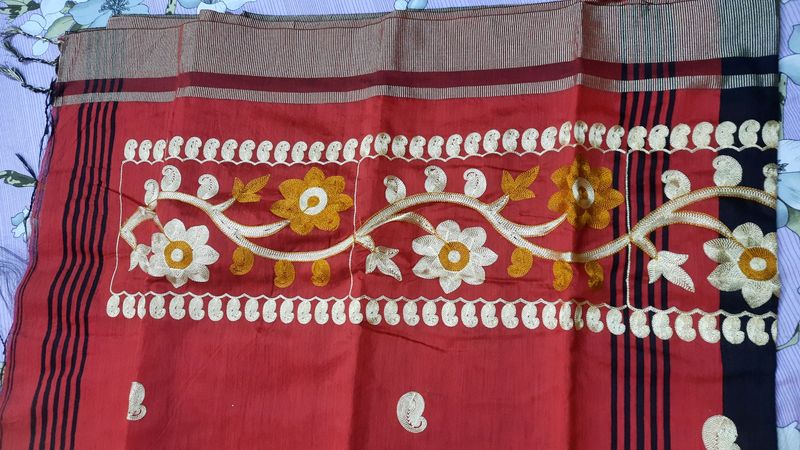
[1,2,782,448]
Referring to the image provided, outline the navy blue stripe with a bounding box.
[719,84,779,450]
[720,55,778,76]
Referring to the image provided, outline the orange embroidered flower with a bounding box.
[270,167,353,235]
[547,156,624,230]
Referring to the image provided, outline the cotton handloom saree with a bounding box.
[0,1,782,448]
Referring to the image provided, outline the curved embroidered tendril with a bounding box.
[122,185,775,264]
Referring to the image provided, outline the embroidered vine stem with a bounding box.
[122,185,775,264]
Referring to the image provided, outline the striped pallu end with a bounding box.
[0,2,781,449]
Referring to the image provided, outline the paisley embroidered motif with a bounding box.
[702,415,740,450]
[396,391,427,434]
[126,382,147,421]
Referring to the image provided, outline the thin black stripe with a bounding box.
[662,61,677,450]
[649,62,665,450]
[50,80,106,449]
[610,62,629,450]
[635,66,655,450]
[28,79,92,450]
[60,79,117,449]
[633,95,647,450]
[70,79,123,449]
[37,81,100,450]
[625,63,642,450]
[50,79,110,450]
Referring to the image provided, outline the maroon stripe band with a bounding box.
[54,57,724,98]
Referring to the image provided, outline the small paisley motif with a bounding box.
[126,382,147,421]
[397,392,427,434]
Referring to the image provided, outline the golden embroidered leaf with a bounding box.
[507,247,534,278]
[274,260,295,288]
[229,246,254,276]
[584,261,604,289]
[311,259,331,287]
[232,174,270,203]
[501,166,540,201]
[552,260,573,292]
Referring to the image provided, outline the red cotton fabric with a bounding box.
[0,3,782,449]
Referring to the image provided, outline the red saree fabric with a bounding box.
[0,2,781,448]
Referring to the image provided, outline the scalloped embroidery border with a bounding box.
[121,120,780,166]
[105,292,777,346]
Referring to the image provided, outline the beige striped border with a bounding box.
[57,0,776,84]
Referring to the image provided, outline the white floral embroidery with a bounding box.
[146,219,220,288]
[412,220,498,293]
[704,222,779,309]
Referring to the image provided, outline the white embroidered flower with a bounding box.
[704,222,779,309]
[147,219,219,288]
[412,220,497,293]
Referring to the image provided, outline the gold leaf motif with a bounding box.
[501,166,540,201]
[507,247,534,278]
[311,259,331,287]
[229,246,254,276]
[584,261,604,289]
[552,261,573,291]
[274,260,295,288]
[232,174,270,203]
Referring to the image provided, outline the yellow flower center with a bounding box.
[737,247,777,281]
[438,241,470,272]
[164,240,193,270]
[299,187,329,216]
[571,177,595,209]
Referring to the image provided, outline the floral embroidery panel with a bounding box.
[0,3,782,449]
